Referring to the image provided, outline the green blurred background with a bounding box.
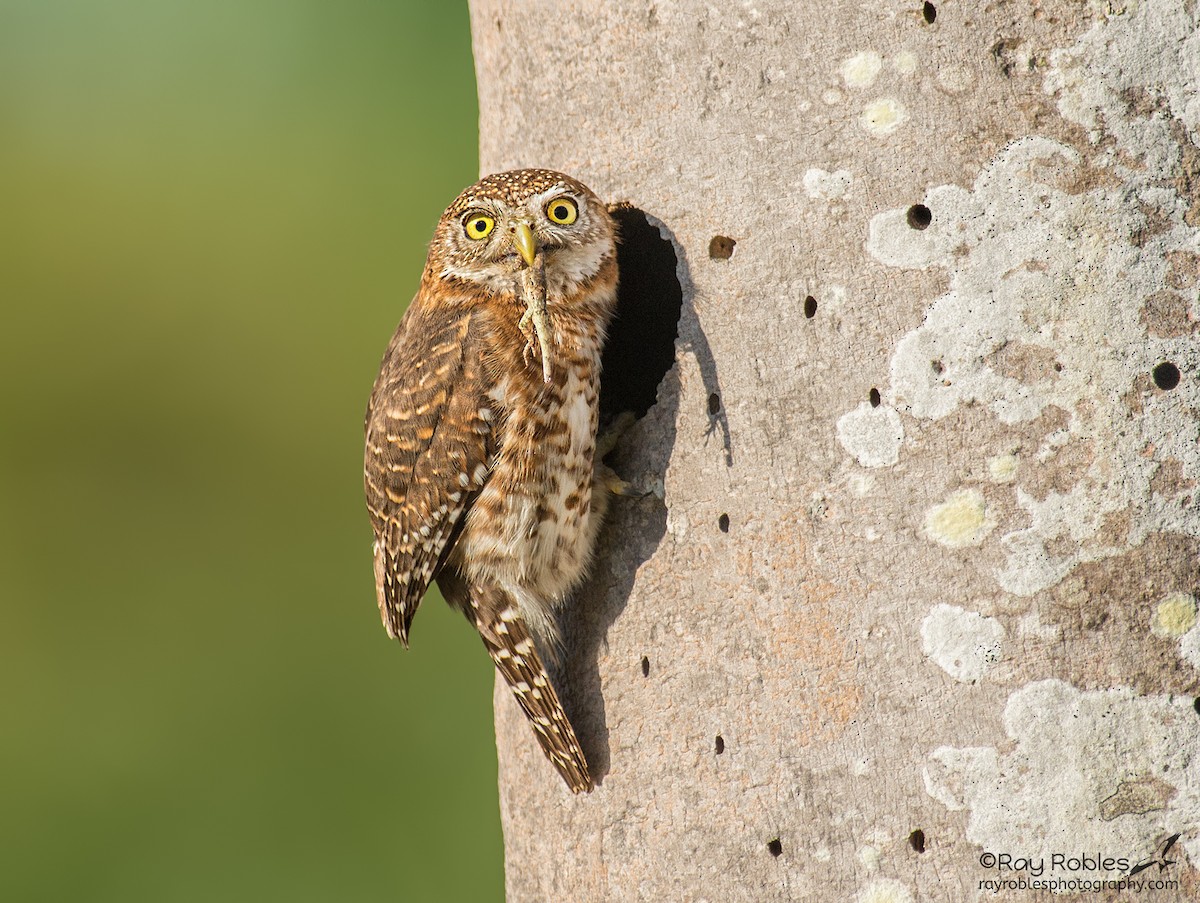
[0,2,504,900]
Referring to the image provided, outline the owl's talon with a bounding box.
[596,411,637,460]
[605,476,635,496]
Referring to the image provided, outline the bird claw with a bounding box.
[596,411,636,460]
[596,413,655,499]
[604,476,636,497]
[601,471,655,499]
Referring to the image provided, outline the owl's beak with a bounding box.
[513,222,537,268]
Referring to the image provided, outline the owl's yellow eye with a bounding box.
[463,213,495,240]
[545,197,578,225]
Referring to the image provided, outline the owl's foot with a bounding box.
[596,411,636,460]
[597,466,655,500]
[603,474,637,497]
[596,413,656,498]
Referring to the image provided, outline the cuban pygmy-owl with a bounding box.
[364,169,620,793]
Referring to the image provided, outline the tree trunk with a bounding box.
[470,2,1200,899]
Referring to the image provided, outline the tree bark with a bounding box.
[470,2,1200,899]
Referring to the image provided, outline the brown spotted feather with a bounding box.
[469,583,593,793]
[364,299,491,646]
[364,168,619,794]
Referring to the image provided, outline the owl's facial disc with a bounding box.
[437,175,613,299]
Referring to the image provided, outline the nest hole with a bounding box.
[600,206,684,425]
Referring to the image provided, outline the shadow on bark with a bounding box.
[558,206,729,785]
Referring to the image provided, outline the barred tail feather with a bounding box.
[470,585,593,794]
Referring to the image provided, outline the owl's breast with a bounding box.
[454,330,607,618]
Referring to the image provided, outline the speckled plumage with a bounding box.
[364,169,619,793]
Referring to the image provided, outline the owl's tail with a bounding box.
[469,584,594,794]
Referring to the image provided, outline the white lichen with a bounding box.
[1017,607,1061,642]
[892,51,918,76]
[865,7,1200,596]
[802,167,853,200]
[848,473,875,497]
[858,98,907,135]
[837,403,904,468]
[1180,623,1200,671]
[986,453,1019,484]
[1045,2,1200,173]
[921,603,1005,682]
[924,680,1200,870]
[935,62,973,95]
[841,51,883,88]
[1151,591,1197,638]
[924,489,993,548]
[857,844,881,870]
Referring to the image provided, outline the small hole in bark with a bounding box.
[907,204,932,230]
[600,206,683,425]
[869,387,881,407]
[1153,361,1181,390]
[718,513,730,533]
[922,2,937,23]
[767,838,783,857]
[804,295,817,318]
[708,392,721,415]
[1193,697,1200,715]
[641,656,650,677]
[931,359,945,375]
[715,735,725,754]
[708,235,736,259]
[909,829,926,853]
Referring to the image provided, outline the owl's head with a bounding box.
[430,169,616,298]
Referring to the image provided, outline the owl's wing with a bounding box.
[364,296,492,646]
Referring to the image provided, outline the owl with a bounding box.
[363,169,620,793]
